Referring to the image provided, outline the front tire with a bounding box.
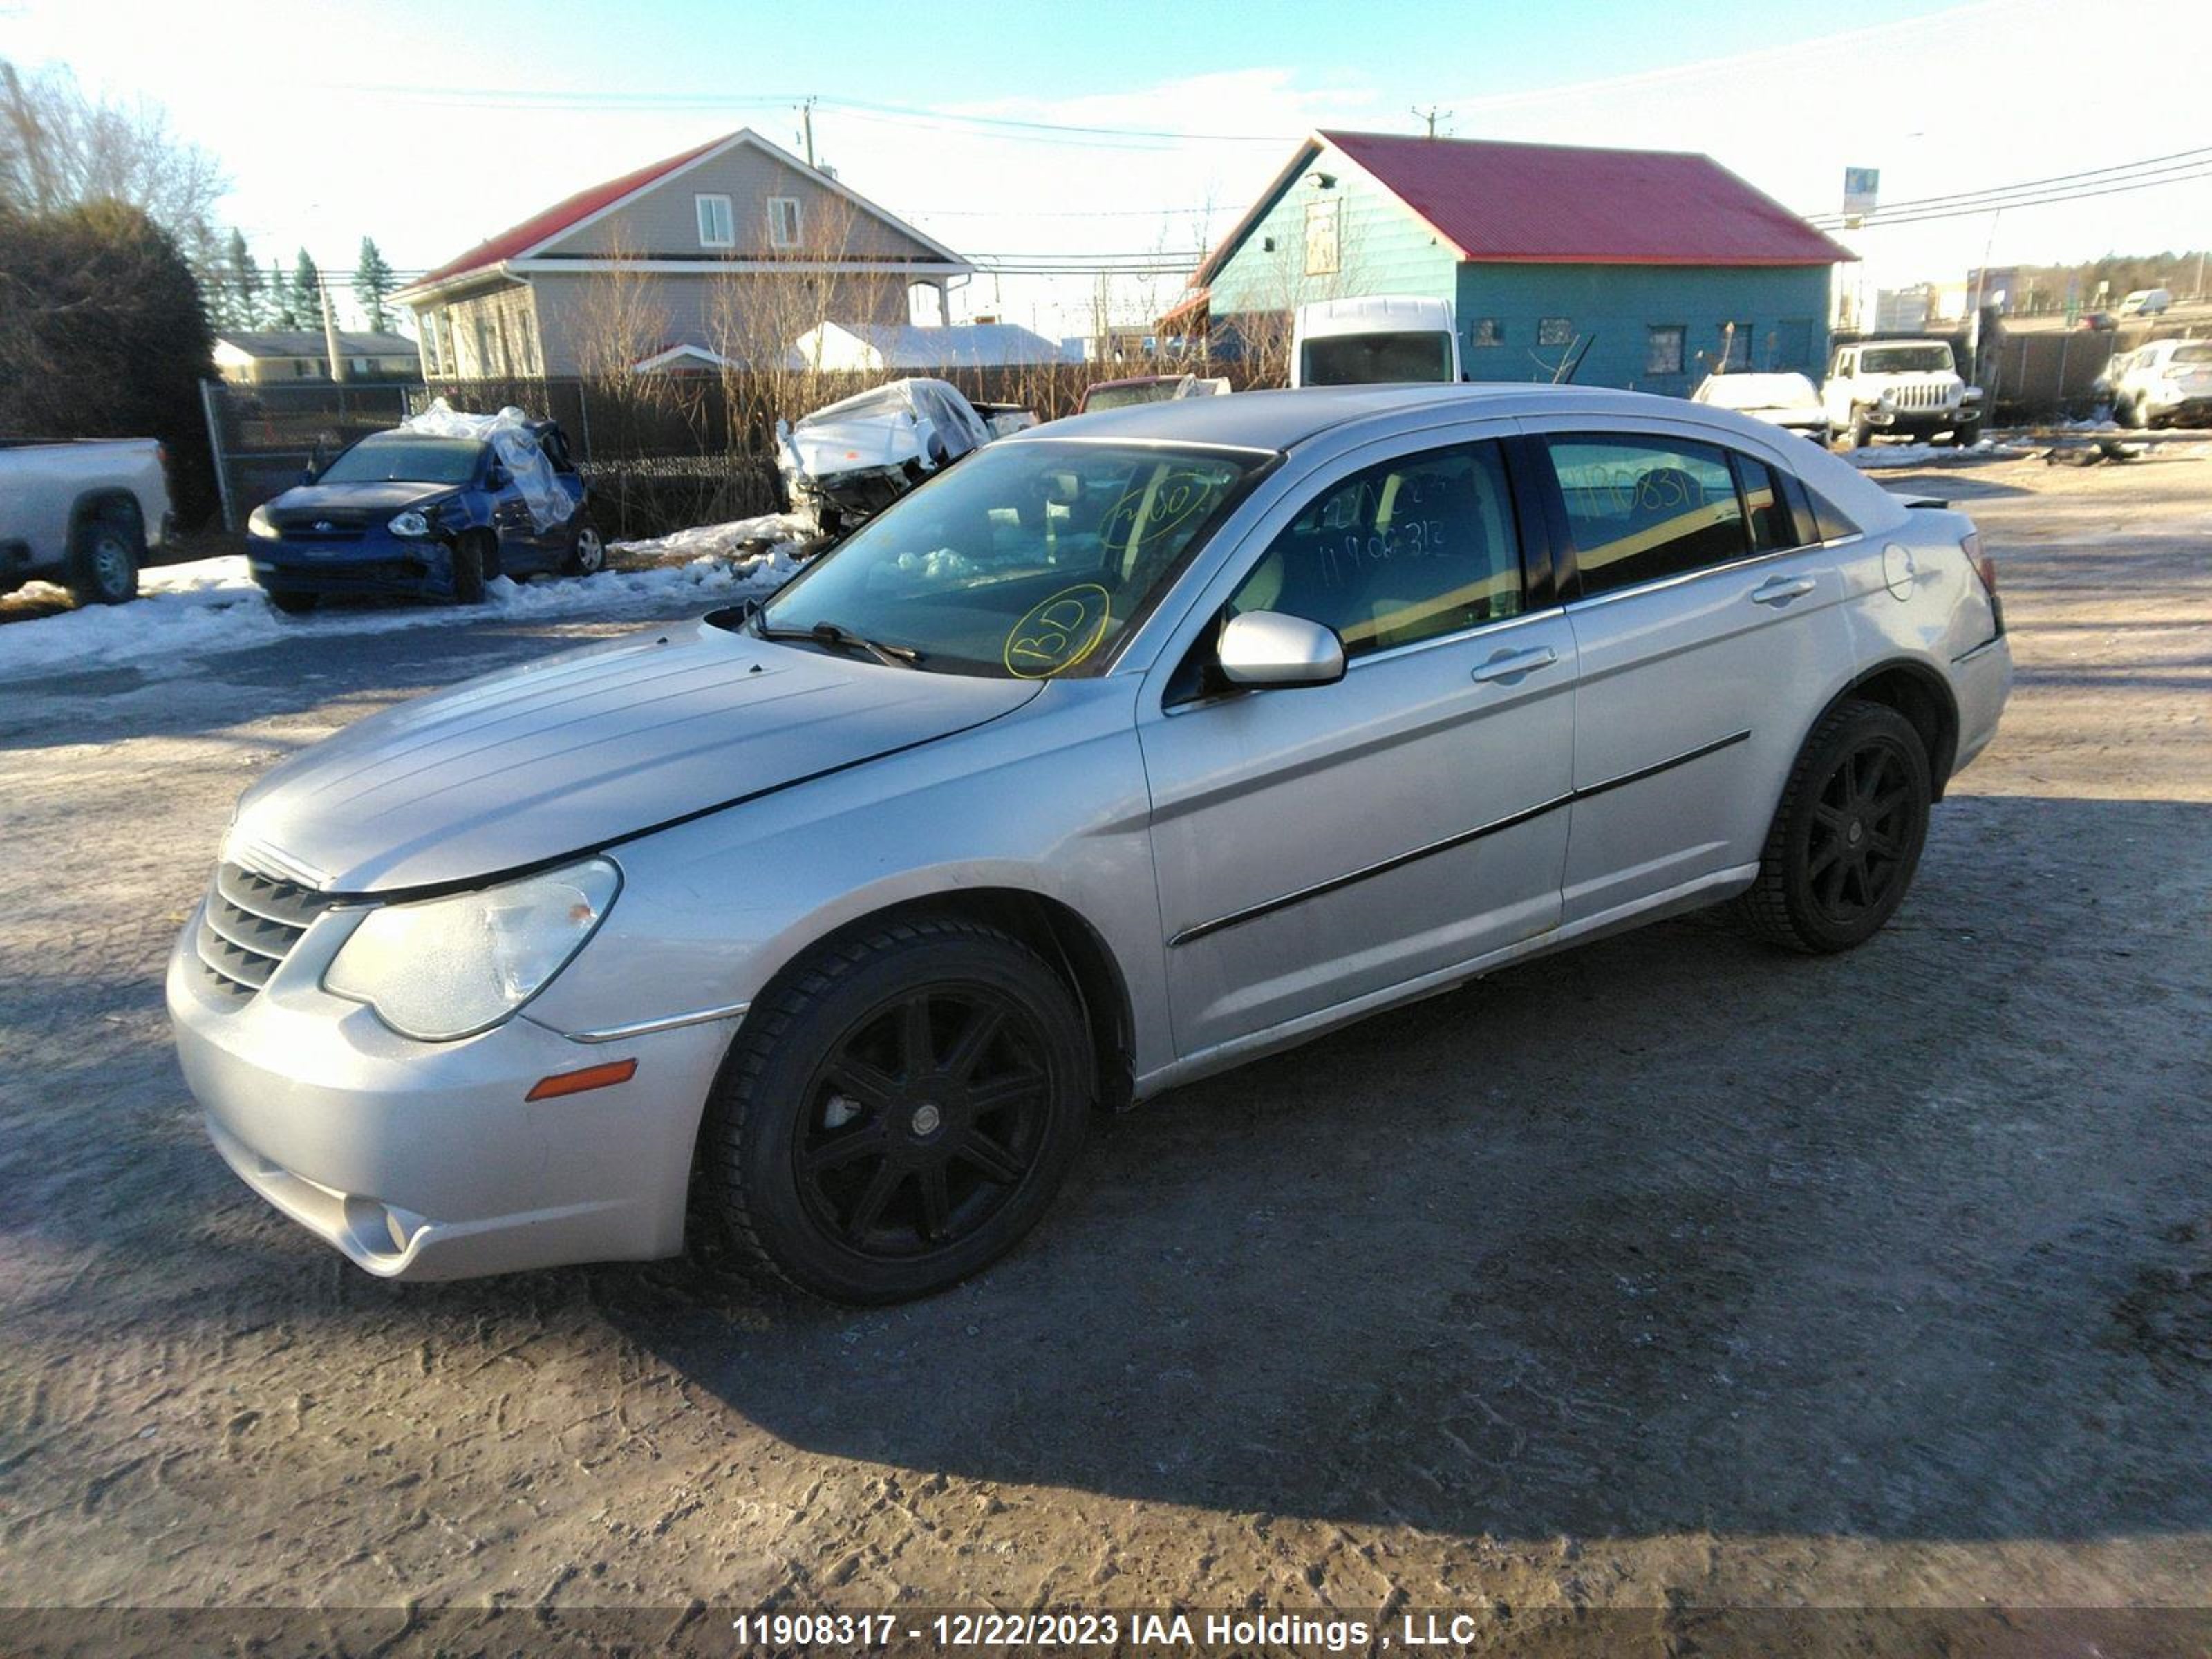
[701,917,1093,1304]
[1847,411,1873,449]
[1735,699,1931,954]
[66,512,141,606]
[451,533,489,604]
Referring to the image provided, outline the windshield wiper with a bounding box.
[758,619,922,669]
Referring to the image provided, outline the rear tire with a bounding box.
[66,510,141,606]
[701,917,1093,1304]
[451,533,489,604]
[1735,699,1931,954]
[563,521,606,577]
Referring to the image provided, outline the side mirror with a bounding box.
[1217,610,1345,690]
[299,466,318,486]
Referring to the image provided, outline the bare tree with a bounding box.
[0,60,227,246]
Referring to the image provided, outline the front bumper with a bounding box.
[1865,406,1982,438]
[248,527,462,601]
[166,899,738,1280]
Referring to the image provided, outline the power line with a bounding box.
[1806,145,2212,227]
[1811,158,2212,232]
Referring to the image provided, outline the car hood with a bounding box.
[223,619,1042,894]
[263,481,460,525]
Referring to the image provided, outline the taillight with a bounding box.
[1962,530,2003,635]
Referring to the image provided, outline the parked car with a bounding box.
[777,378,1032,537]
[245,417,597,612]
[0,437,173,605]
[1076,373,1231,415]
[2103,338,2212,428]
[1821,339,1985,447]
[1690,371,1830,440]
[2077,310,2118,332]
[170,384,2010,1303]
[1291,294,1461,386]
[2116,288,2173,318]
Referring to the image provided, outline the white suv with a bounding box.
[2105,338,2212,429]
[1823,339,1985,448]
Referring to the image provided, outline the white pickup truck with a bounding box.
[0,437,174,604]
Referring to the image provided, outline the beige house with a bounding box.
[392,129,971,378]
[213,330,422,384]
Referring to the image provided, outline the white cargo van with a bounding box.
[1290,295,1461,387]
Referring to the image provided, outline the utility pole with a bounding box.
[1410,104,1451,138]
[319,275,349,383]
[799,96,817,169]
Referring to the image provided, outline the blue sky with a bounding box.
[4,0,2206,334]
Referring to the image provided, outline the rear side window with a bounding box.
[1804,485,1861,544]
[1734,455,1799,552]
[1226,440,1522,659]
[1545,436,1748,597]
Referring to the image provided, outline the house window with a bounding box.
[1716,321,1751,371]
[695,194,735,249]
[767,196,803,250]
[1304,198,1339,276]
[1645,325,1686,376]
[1469,317,1502,347]
[1538,316,1573,347]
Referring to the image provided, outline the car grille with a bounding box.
[1889,383,1953,410]
[195,862,336,1002]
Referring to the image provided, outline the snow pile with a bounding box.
[1848,439,2032,470]
[403,400,568,530]
[612,509,815,565]
[0,555,792,683]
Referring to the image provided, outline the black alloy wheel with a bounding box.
[1737,698,1931,953]
[703,917,1091,1303]
[795,984,1051,1259]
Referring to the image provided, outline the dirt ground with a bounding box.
[1,450,2208,1656]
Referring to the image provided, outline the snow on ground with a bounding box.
[612,509,816,565]
[1847,439,2035,469]
[0,552,794,682]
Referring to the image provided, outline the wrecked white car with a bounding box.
[776,379,1031,535]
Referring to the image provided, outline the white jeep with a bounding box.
[1821,339,1985,448]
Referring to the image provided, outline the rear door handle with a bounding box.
[1750,575,1817,606]
[1470,645,1559,684]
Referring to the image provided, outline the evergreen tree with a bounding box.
[290,247,321,332]
[266,256,298,329]
[0,199,220,524]
[227,228,261,331]
[353,236,395,334]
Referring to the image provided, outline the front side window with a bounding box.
[768,196,803,249]
[695,194,735,248]
[755,442,1264,678]
[1645,326,1685,376]
[1304,198,1340,276]
[1546,435,1748,597]
[1224,441,1522,661]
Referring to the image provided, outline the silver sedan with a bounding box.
[169,384,2012,1302]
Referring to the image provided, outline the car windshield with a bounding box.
[1301,331,1454,385]
[2170,344,2212,366]
[1859,346,1954,374]
[317,436,484,485]
[1083,380,1183,412]
[753,440,1266,678]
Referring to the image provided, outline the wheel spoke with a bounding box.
[940,1004,1004,1082]
[966,1068,1049,1116]
[1812,802,1850,834]
[1819,858,1850,911]
[917,1165,952,1241]
[1867,785,1911,824]
[827,1058,899,1112]
[898,995,935,1081]
[844,1163,904,1239]
[802,1123,885,1176]
[957,1127,1027,1185]
[1808,838,1845,877]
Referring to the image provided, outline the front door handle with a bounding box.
[1750,575,1817,606]
[1470,645,1559,684]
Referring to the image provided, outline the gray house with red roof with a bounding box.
[391,129,970,378]
[1183,131,1853,395]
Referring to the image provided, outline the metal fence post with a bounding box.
[198,379,237,532]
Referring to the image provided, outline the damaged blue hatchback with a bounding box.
[243,421,601,612]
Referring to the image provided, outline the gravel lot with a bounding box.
[2,451,2209,1654]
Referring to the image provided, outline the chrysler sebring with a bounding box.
[169,384,2011,1302]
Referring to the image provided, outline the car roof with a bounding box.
[1012,382,1734,453]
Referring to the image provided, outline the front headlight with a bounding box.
[247,505,279,540]
[388,509,433,538]
[324,857,621,1041]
